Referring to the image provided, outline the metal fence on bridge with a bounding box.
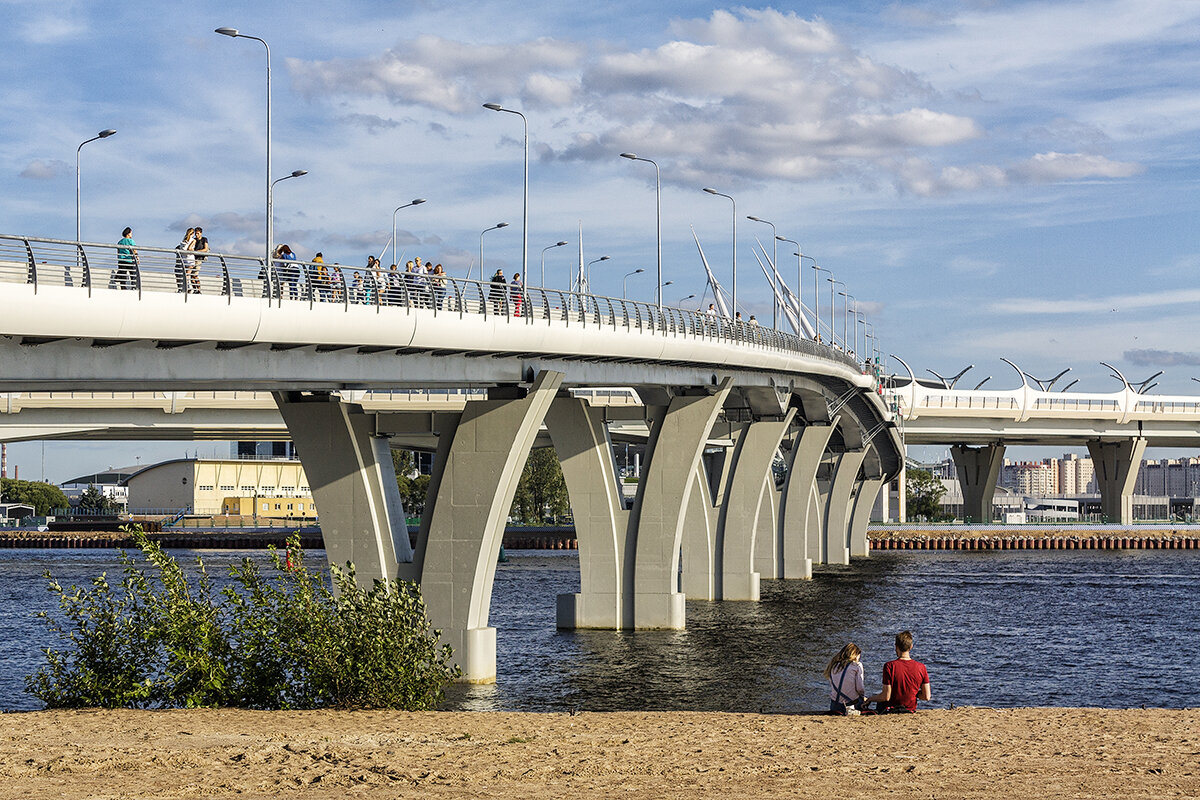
[0,233,862,372]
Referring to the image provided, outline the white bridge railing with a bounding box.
[0,233,862,372]
[887,380,1200,424]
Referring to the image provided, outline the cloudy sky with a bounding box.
[3,0,1200,479]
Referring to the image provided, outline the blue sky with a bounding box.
[3,0,1200,480]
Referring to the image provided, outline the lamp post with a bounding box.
[76,129,116,244]
[478,222,509,281]
[483,103,528,283]
[622,268,645,299]
[828,278,845,348]
[585,255,609,291]
[391,198,426,266]
[620,153,662,311]
[269,170,307,245]
[215,27,272,269]
[811,264,830,343]
[746,215,777,329]
[702,188,736,314]
[776,236,804,324]
[540,240,568,288]
[839,291,856,355]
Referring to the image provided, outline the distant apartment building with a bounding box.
[1135,457,1200,497]
[999,454,1097,497]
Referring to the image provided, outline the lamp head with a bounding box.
[600,255,610,262]
[291,170,308,178]
[412,198,427,205]
[497,222,509,228]
[702,187,718,195]
[634,268,645,274]
[747,215,762,222]
[663,280,674,287]
[99,129,117,138]
[214,27,239,37]
[555,240,568,247]
[620,152,637,160]
[483,102,503,111]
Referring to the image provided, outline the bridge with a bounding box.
[887,361,1200,525]
[0,233,902,682]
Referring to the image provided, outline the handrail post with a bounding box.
[220,256,231,304]
[78,243,91,297]
[24,238,36,293]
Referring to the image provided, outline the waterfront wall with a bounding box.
[1,527,1198,551]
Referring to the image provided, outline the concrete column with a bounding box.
[753,478,782,580]
[631,380,732,629]
[824,449,867,566]
[778,422,837,578]
[849,475,886,557]
[897,460,907,522]
[717,413,794,601]
[1087,437,1147,525]
[274,392,409,584]
[409,370,564,683]
[680,461,721,600]
[545,396,631,629]
[950,443,1005,523]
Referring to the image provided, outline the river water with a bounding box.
[1,548,1196,712]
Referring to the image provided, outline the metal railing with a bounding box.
[0,233,861,371]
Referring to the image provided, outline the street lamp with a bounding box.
[483,103,528,283]
[746,215,777,329]
[540,240,569,288]
[828,278,845,348]
[585,255,609,292]
[620,153,662,311]
[811,264,831,344]
[779,237,816,335]
[838,291,856,355]
[622,268,645,299]
[76,129,116,244]
[215,26,272,270]
[477,222,509,281]
[677,293,696,307]
[391,199,426,266]
[703,188,737,314]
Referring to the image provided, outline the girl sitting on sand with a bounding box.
[824,643,867,716]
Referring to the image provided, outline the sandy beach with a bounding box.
[0,707,1196,798]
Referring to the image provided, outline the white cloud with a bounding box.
[19,158,68,180]
[1008,152,1144,182]
[990,288,1200,315]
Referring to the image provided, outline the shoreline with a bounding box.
[0,707,1195,798]
[3,527,1200,551]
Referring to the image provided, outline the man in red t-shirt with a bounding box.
[867,630,931,713]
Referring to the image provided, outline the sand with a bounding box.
[1,708,1197,799]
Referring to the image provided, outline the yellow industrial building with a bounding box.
[124,457,314,515]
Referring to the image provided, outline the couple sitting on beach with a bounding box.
[825,630,931,716]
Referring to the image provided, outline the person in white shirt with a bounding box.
[824,642,867,715]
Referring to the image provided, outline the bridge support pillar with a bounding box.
[545,395,632,629]
[719,413,794,600]
[849,473,886,557]
[1087,437,1147,525]
[951,443,1005,523]
[402,371,563,682]
[679,451,729,601]
[824,449,866,566]
[753,477,782,580]
[631,380,732,628]
[778,422,837,578]
[274,392,409,584]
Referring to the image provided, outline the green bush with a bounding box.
[26,529,459,709]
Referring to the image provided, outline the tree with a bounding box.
[391,449,429,518]
[78,485,120,514]
[906,468,947,522]
[511,447,570,524]
[0,478,70,516]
